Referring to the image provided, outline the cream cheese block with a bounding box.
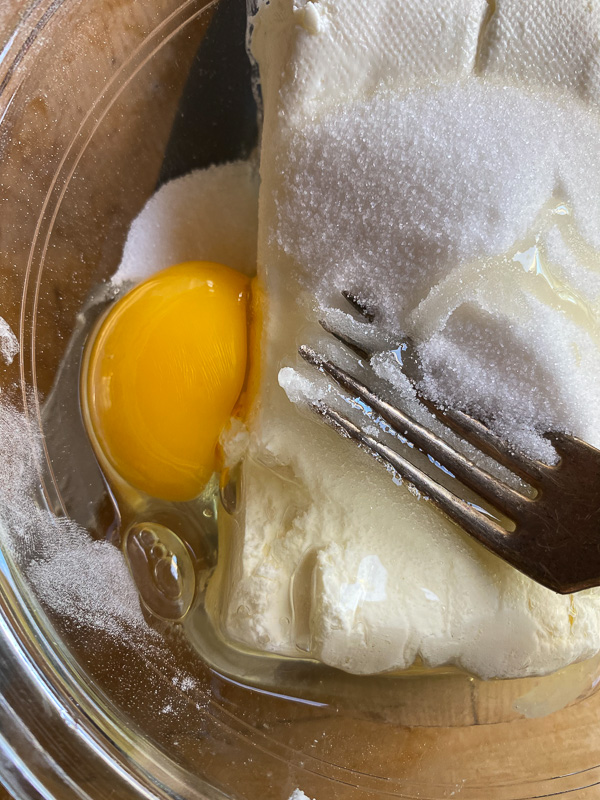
[205,0,600,679]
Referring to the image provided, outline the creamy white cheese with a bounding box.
[205,0,600,679]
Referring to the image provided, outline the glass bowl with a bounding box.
[2,1,600,798]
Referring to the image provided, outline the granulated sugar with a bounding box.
[0,398,146,637]
[544,223,600,306]
[0,395,211,718]
[28,538,147,638]
[287,790,316,800]
[274,84,600,313]
[272,82,600,457]
[0,316,19,365]
[113,159,258,287]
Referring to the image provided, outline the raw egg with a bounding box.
[84,261,250,502]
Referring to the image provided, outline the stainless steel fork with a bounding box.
[299,294,600,595]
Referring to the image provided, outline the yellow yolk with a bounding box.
[84,261,250,502]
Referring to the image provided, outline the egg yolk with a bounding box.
[84,261,250,502]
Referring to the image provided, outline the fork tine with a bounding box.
[299,346,529,516]
[318,319,372,360]
[319,304,545,484]
[418,400,546,483]
[341,290,376,322]
[313,402,513,557]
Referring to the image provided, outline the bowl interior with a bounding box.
[2,1,600,798]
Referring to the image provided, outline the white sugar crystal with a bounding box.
[278,367,328,406]
[273,83,600,326]
[113,160,258,286]
[28,538,146,637]
[0,400,145,638]
[544,223,600,308]
[0,316,19,365]
[287,790,316,800]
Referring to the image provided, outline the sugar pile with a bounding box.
[28,539,146,639]
[0,398,147,637]
[274,84,600,311]
[0,393,212,720]
[0,316,19,365]
[287,790,316,800]
[273,83,600,459]
[113,159,258,287]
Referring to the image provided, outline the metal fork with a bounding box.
[299,293,600,595]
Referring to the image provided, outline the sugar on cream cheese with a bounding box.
[205,0,600,680]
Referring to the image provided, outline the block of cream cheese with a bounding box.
[206,0,600,679]
[480,0,600,103]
